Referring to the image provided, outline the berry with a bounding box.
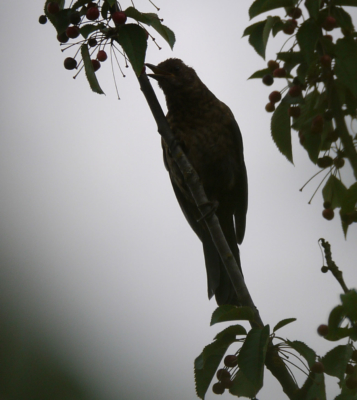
[351,350,357,362]
[323,200,332,209]
[327,129,339,142]
[323,208,334,220]
[221,377,234,389]
[345,364,355,375]
[64,57,77,70]
[320,55,332,68]
[333,157,345,169]
[212,382,225,395]
[311,361,325,374]
[88,38,97,47]
[321,266,328,273]
[66,26,80,39]
[324,34,333,42]
[86,6,99,20]
[273,68,287,78]
[317,324,329,336]
[224,355,238,368]
[288,7,302,19]
[262,74,274,86]
[265,102,275,112]
[288,106,301,118]
[346,376,357,390]
[317,156,333,168]
[47,2,60,14]
[269,91,281,103]
[112,11,127,25]
[97,50,107,62]
[283,20,297,35]
[57,32,69,43]
[70,11,81,25]
[311,115,324,133]
[91,59,101,71]
[216,369,230,381]
[39,15,47,24]
[289,85,302,97]
[322,16,337,31]
[267,60,279,71]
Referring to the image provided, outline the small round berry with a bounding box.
[322,208,334,221]
[212,382,225,395]
[345,364,355,375]
[327,129,339,142]
[97,50,107,62]
[265,102,275,112]
[267,60,279,71]
[91,59,101,71]
[273,68,287,78]
[289,85,302,97]
[64,57,77,70]
[324,34,333,42]
[321,266,328,273]
[283,20,297,35]
[262,74,274,86]
[311,115,324,133]
[216,369,230,381]
[311,361,325,374]
[288,7,302,19]
[39,15,47,24]
[334,157,345,169]
[66,26,80,39]
[86,6,99,21]
[269,91,281,103]
[288,106,301,118]
[351,350,357,362]
[112,11,127,25]
[322,16,337,31]
[317,324,329,336]
[88,38,97,47]
[70,11,81,25]
[323,200,332,209]
[57,32,69,43]
[317,156,333,168]
[346,376,357,390]
[320,55,332,68]
[224,355,238,368]
[221,377,234,389]
[47,2,60,14]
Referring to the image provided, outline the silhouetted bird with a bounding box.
[146,58,248,306]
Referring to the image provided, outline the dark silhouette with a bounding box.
[146,59,248,305]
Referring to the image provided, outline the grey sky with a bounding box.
[0,1,356,399]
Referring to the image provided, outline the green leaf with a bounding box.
[321,344,353,380]
[237,325,270,395]
[248,68,271,79]
[340,183,357,215]
[249,0,295,19]
[45,2,72,34]
[324,305,353,341]
[71,0,88,9]
[271,98,293,163]
[262,16,281,52]
[106,0,116,6]
[101,1,110,19]
[341,290,357,321]
[273,318,297,332]
[286,340,316,367]
[332,7,355,30]
[214,325,247,341]
[296,18,321,64]
[210,305,254,326]
[81,44,105,95]
[322,175,348,209]
[332,0,357,5]
[194,336,236,399]
[243,20,268,59]
[306,373,326,400]
[305,0,321,19]
[115,24,148,77]
[229,369,257,398]
[335,37,357,98]
[80,23,105,39]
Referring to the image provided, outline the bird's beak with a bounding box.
[145,63,174,80]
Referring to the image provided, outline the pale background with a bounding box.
[0,1,356,399]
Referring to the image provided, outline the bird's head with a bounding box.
[145,58,199,95]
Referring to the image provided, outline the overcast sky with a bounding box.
[0,1,356,399]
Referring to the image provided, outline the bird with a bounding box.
[145,58,248,306]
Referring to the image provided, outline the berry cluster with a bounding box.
[211,354,238,394]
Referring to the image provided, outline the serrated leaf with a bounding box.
[214,325,247,341]
[237,325,270,394]
[45,2,72,34]
[80,23,105,39]
[248,68,271,79]
[335,37,357,98]
[321,344,353,379]
[243,20,267,59]
[273,318,297,332]
[229,369,257,398]
[306,373,326,400]
[271,98,293,163]
[81,44,105,95]
[341,290,357,321]
[340,183,357,215]
[194,336,236,399]
[262,16,281,53]
[297,18,321,64]
[210,305,254,326]
[249,0,295,19]
[286,340,316,367]
[322,175,348,208]
[115,24,147,77]
[305,0,320,19]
